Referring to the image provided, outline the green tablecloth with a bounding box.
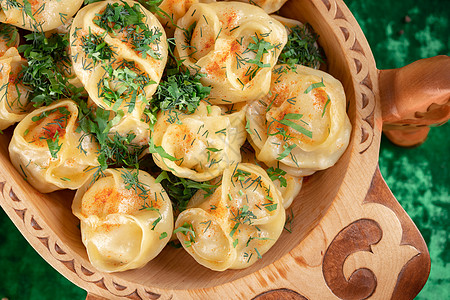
[0,0,448,299]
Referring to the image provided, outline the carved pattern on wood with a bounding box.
[322,203,419,299]
[252,288,309,300]
[320,0,376,154]
[0,179,162,300]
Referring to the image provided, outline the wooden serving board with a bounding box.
[1,0,448,299]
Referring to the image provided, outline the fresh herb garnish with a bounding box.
[266,167,287,187]
[18,32,83,107]
[278,24,324,69]
[151,70,211,114]
[155,170,218,212]
[173,222,196,247]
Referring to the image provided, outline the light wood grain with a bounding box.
[0,0,433,299]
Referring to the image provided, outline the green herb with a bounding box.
[46,132,62,159]
[18,32,83,107]
[200,220,212,233]
[272,113,312,138]
[81,30,116,65]
[155,171,218,212]
[159,232,168,240]
[277,143,297,161]
[278,24,324,69]
[264,203,278,212]
[173,222,196,247]
[245,120,253,135]
[151,217,162,230]
[233,238,239,248]
[0,23,18,47]
[284,208,294,233]
[266,167,287,187]
[120,169,151,201]
[237,33,280,80]
[304,78,325,94]
[322,95,331,117]
[151,70,211,114]
[255,247,262,259]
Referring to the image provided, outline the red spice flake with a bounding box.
[312,88,328,109]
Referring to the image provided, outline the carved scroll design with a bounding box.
[322,203,419,300]
[0,179,162,300]
[320,0,377,154]
[322,219,380,299]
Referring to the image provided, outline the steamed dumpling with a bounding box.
[152,101,246,181]
[246,64,352,176]
[174,1,287,104]
[72,168,173,272]
[9,99,100,193]
[175,163,285,271]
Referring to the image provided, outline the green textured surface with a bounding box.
[0,0,449,299]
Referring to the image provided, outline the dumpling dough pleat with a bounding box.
[0,23,19,56]
[72,168,173,272]
[9,99,100,193]
[174,2,287,104]
[229,0,287,14]
[152,101,246,181]
[246,64,352,176]
[0,0,84,32]
[0,47,32,130]
[175,163,285,271]
[240,144,303,209]
[152,0,216,37]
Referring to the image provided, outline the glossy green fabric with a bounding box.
[0,0,448,299]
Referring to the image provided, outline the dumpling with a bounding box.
[9,99,100,193]
[152,0,216,37]
[69,0,168,115]
[0,23,19,56]
[0,0,84,32]
[152,101,246,181]
[175,163,285,271]
[246,64,352,176]
[72,168,173,272]
[174,2,287,104]
[0,47,32,130]
[229,0,287,14]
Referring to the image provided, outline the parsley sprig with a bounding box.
[18,32,83,107]
[155,171,218,212]
[151,70,211,114]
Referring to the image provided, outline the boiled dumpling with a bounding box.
[151,101,246,181]
[9,99,100,193]
[246,64,352,176]
[175,163,285,271]
[72,168,173,272]
[0,47,32,130]
[174,2,287,104]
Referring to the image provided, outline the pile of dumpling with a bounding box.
[1,0,351,272]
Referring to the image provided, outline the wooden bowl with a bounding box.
[0,0,448,299]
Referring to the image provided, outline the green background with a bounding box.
[0,0,449,299]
